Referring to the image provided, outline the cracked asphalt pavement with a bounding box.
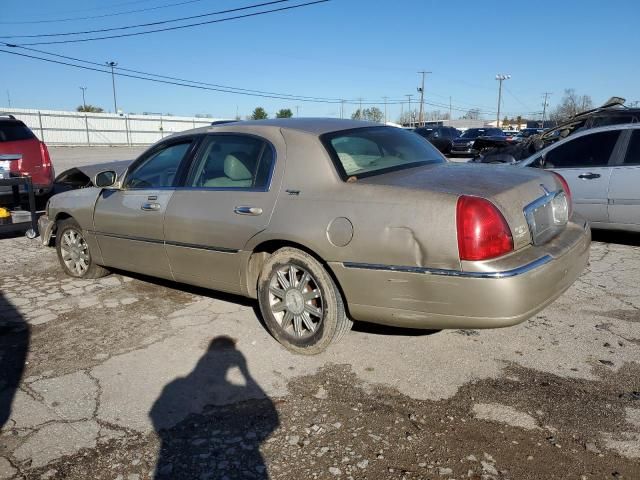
[0,149,639,480]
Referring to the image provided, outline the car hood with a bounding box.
[358,162,561,250]
[55,159,133,187]
[453,137,476,143]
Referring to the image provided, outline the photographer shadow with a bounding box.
[150,336,279,479]
[0,292,30,433]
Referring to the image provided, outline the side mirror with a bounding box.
[94,170,117,188]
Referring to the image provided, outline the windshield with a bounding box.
[322,126,445,180]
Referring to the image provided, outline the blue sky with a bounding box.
[1,0,639,121]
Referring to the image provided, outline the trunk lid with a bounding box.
[359,162,565,250]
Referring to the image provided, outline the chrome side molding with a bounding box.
[343,255,553,279]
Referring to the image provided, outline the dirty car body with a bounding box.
[39,118,590,353]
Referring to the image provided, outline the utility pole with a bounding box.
[340,99,345,119]
[405,94,413,127]
[106,61,118,113]
[449,96,452,125]
[417,71,431,127]
[382,96,388,124]
[79,86,87,111]
[495,74,511,127]
[400,103,404,125]
[541,92,552,128]
[6,90,11,108]
[295,105,300,117]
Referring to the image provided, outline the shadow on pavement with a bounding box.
[352,321,441,337]
[591,229,640,247]
[108,268,255,308]
[150,335,279,479]
[0,292,30,432]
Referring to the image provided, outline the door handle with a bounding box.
[578,172,601,180]
[141,202,161,211]
[234,206,263,216]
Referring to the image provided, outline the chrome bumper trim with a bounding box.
[342,255,553,279]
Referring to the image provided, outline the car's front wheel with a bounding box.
[257,247,352,355]
[55,218,110,279]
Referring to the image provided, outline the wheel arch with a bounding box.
[244,239,350,316]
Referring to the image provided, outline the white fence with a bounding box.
[1,107,228,146]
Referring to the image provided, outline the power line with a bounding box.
[0,0,289,39]
[7,1,330,46]
[0,0,209,25]
[0,48,349,104]
[504,85,532,112]
[3,43,350,102]
[0,45,541,115]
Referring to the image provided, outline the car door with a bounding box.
[92,137,198,278]
[542,129,621,223]
[608,129,640,227]
[163,133,281,294]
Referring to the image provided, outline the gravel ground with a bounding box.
[0,146,638,479]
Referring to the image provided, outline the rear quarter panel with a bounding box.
[245,129,462,271]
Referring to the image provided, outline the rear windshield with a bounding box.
[321,126,444,180]
[0,121,36,142]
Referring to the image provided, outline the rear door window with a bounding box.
[623,130,640,165]
[544,130,620,168]
[0,121,36,142]
[187,135,274,189]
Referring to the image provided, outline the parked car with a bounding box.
[517,124,640,232]
[476,97,640,163]
[413,126,459,154]
[450,128,506,156]
[503,129,519,142]
[39,119,590,354]
[0,114,54,202]
[512,128,544,143]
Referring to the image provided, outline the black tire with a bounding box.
[55,218,110,279]
[257,247,352,355]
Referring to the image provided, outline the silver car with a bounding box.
[517,124,640,232]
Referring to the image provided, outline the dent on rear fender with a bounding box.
[382,226,427,266]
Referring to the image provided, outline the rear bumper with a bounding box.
[0,182,53,197]
[329,219,591,329]
[449,147,478,156]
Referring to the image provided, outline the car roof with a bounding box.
[518,123,640,166]
[172,117,382,139]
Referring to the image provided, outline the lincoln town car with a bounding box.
[39,119,591,354]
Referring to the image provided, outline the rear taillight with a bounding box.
[39,142,52,168]
[456,196,514,261]
[551,171,572,217]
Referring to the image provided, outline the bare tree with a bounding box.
[550,89,593,122]
[462,108,481,120]
[352,107,384,123]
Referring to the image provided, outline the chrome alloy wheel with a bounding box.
[268,264,324,338]
[60,228,90,276]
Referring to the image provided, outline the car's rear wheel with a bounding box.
[257,247,352,355]
[55,218,110,279]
